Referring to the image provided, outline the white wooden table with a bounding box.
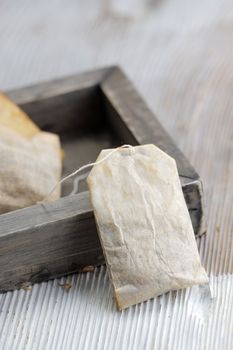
[0,0,232,348]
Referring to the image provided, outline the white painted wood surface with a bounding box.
[0,0,232,348]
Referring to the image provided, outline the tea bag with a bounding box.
[87,144,208,310]
[0,94,63,213]
[0,126,62,213]
[0,93,40,137]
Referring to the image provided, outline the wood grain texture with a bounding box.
[7,67,112,104]
[0,192,103,291]
[0,67,205,291]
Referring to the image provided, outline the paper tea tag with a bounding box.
[87,144,208,310]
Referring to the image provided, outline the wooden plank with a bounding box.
[0,192,103,291]
[7,66,113,104]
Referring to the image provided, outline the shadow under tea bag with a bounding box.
[87,144,208,310]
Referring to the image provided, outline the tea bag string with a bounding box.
[69,171,89,196]
[42,144,133,203]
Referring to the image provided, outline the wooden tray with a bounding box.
[0,66,206,292]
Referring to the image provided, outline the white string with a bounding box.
[69,171,89,196]
[41,144,133,203]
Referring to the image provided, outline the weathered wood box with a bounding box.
[0,66,206,292]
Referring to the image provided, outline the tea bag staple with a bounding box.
[87,144,208,310]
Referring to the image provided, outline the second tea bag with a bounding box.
[0,93,62,213]
[87,144,208,310]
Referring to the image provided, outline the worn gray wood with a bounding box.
[7,67,112,104]
[0,67,206,292]
[0,192,103,291]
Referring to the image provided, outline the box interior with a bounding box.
[20,85,122,195]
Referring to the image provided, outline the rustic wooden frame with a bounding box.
[0,66,206,292]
